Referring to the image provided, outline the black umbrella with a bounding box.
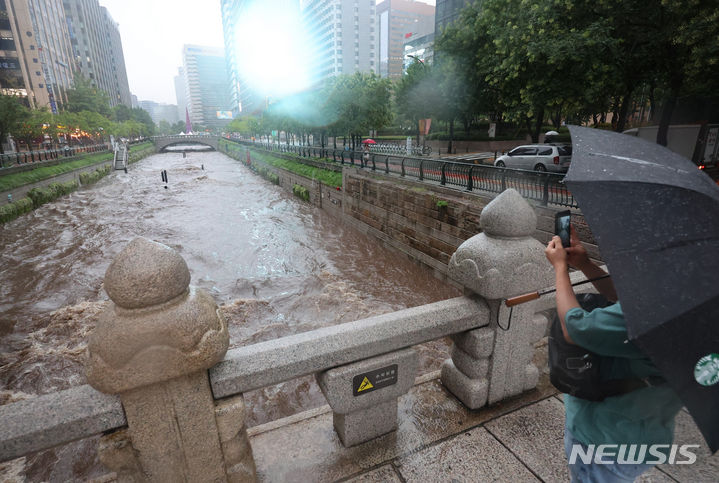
[565,125,719,453]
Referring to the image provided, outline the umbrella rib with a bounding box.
[644,236,719,253]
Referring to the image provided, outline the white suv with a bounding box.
[494,144,572,173]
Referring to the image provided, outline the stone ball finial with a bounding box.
[104,237,191,309]
[479,189,536,237]
[448,189,552,299]
[87,238,229,394]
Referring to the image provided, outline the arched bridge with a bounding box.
[152,134,220,151]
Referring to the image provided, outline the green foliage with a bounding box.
[230,144,342,187]
[436,200,448,209]
[292,184,310,201]
[435,0,719,138]
[0,197,33,223]
[0,95,28,154]
[0,152,112,192]
[254,165,281,185]
[79,165,111,185]
[27,180,79,208]
[65,75,111,117]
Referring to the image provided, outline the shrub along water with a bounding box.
[79,165,111,185]
[292,184,310,201]
[0,196,34,223]
[2,164,112,224]
[0,151,113,192]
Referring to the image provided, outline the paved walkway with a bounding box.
[248,342,719,482]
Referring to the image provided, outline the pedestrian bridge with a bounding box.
[152,134,220,151]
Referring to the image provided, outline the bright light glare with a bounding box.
[235,5,311,97]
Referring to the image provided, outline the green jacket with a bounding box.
[564,303,683,449]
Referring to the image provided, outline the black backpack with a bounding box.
[548,293,659,401]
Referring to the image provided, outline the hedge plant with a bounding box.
[292,184,310,201]
[0,197,33,223]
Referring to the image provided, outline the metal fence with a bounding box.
[224,139,578,208]
[0,144,110,169]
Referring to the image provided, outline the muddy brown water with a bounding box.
[0,149,460,480]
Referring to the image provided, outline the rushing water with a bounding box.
[0,149,460,480]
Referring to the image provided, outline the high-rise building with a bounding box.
[434,0,472,35]
[139,99,180,126]
[376,0,434,79]
[181,44,231,129]
[403,31,433,71]
[174,67,187,123]
[63,0,131,106]
[0,0,75,110]
[302,0,377,85]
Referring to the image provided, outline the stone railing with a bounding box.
[0,189,560,481]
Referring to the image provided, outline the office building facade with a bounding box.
[63,0,131,106]
[403,31,433,71]
[377,0,434,79]
[302,0,377,86]
[181,44,231,129]
[435,0,472,34]
[0,0,75,110]
[139,99,180,126]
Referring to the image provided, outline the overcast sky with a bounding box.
[99,0,435,105]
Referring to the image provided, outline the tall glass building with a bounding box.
[302,0,376,85]
[181,44,231,130]
[376,0,434,79]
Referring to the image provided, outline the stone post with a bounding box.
[441,189,553,409]
[86,237,256,482]
[317,349,418,447]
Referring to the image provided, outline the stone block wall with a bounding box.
[341,169,602,278]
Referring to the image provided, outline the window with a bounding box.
[509,147,538,156]
[537,147,553,155]
[33,58,38,63]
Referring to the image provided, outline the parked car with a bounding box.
[494,144,572,173]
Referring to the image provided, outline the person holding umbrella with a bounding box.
[546,227,683,481]
[543,125,719,479]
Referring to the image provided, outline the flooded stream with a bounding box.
[0,149,460,480]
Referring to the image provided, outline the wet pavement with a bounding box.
[248,343,719,482]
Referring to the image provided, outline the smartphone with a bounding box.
[554,210,571,248]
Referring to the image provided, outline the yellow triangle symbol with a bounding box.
[357,377,374,392]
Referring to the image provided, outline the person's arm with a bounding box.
[565,225,618,302]
[545,235,580,344]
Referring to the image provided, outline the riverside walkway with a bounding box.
[247,345,718,482]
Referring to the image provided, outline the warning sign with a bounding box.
[357,377,374,392]
[352,364,398,397]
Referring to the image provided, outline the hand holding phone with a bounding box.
[554,210,571,248]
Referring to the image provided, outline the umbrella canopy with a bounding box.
[565,125,719,453]
[362,139,377,144]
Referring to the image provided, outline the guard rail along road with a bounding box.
[0,189,581,481]
[229,138,577,208]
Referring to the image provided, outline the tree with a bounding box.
[10,109,48,151]
[652,0,719,145]
[65,75,111,117]
[0,94,27,153]
[129,108,155,136]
